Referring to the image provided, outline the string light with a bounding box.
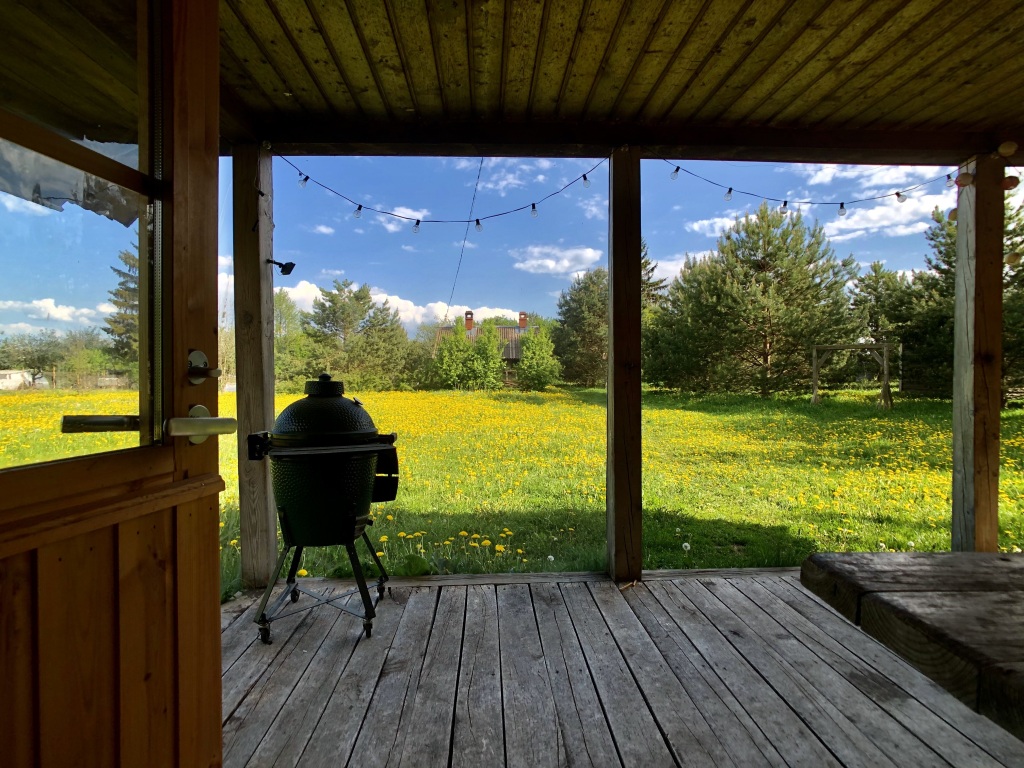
[946,174,955,188]
[412,219,420,233]
[1006,252,1021,265]
[1003,176,1020,191]
[298,172,309,188]
[998,141,1018,158]
[895,191,907,203]
[531,203,538,218]
[353,204,362,218]
[838,202,847,217]
[670,166,680,180]
[949,208,958,221]
[582,173,591,188]
[475,218,482,231]
[956,172,974,187]
[724,187,733,201]
[780,200,789,214]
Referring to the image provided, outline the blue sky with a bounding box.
[7,152,1020,339]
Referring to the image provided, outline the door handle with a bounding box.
[188,349,222,385]
[164,405,237,444]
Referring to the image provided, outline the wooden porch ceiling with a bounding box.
[219,0,1024,163]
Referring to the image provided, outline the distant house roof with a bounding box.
[434,324,536,362]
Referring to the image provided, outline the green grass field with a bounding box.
[3,388,1023,599]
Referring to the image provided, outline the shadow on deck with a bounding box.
[222,569,1022,767]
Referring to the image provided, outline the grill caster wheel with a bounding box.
[363,621,372,639]
[290,588,299,603]
[258,625,272,645]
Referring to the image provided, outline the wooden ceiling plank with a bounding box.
[467,0,505,119]
[226,0,328,113]
[220,43,281,117]
[337,0,415,117]
[221,0,304,116]
[962,80,1024,132]
[426,0,473,117]
[688,0,836,125]
[382,0,444,116]
[555,0,629,119]
[717,0,876,124]
[639,1,752,122]
[582,0,665,121]
[528,0,585,118]
[800,0,997,128]
[924,65,1024,132]
[3,2,138,119]
[610,0,706,120]
[0,38,136,143]
[502,0,546,118]
[268,0,367,117]
[668,0,809,123]
[761,0,946,125]
[851,6,1024,130]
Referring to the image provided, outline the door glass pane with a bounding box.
[0,138,153,469]
[0,0,145,171]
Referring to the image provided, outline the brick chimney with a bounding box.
[465,310,474,331]
[519,311,528,330]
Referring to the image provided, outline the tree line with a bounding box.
[4,202,1022,398]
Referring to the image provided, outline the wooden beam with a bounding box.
[232,144,278,587]
[607,146,642,582]
[238,121,1006,165]
[952,155,1003,552]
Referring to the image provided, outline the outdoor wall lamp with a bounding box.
[267,259,295,276]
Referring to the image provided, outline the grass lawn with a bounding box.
[3,387,1023,600]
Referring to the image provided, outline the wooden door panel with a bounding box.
[0,550,36,768]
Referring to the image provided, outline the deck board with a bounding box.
[223,573,1024,767]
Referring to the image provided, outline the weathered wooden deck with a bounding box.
[221,571,1023,767]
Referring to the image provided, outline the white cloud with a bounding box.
[281,280,322,312]
[511,245,602,275]
[376,206,429,234]
[791,163,953,192]
[320,268,345,277]
[354,228,365,235]
[823,192,953,243]
[686,214,746,238]
[579,197,607,221]
[0,192,53,216]
[312,224,335,235]
[218,273,234,321]
[401,245,416,252]
[218,254,233,269]
[0,322,46,334]
[366,291,522,334]
[0,298,99,324]
[454,241,478,249]
[96,302,117,314]
[535,159,554,171]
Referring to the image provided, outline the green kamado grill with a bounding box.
[247,374,399,642]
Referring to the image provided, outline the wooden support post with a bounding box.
[233,144,278,586]
[607,147,642,582]
[952,155,1003,552]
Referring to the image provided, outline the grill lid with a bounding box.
[247,374,395,458]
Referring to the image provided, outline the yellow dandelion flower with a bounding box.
[494,544,506,553]
[517,549,524,555]
[471,534,480,539]
[470,542,479,547]
[219,521,225,528]
[376,551,385,557]
[481,539,491,547]
[386,514,394,521]
[229,539,238,547]
[297,569,308,577]
[398,531,407,538]
[459,531,468,536]
[379,535,389,542]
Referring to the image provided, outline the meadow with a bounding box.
[2,388,1023,599]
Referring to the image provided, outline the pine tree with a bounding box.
[103,247,140,365]
[553,268,608,387]
[344,301,409,390]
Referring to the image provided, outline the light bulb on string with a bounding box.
[838,202,847,217]
[475,219,483,232]
[670,166,680,180]
[1003,176,1020,191]
[949,208,958,222]
[582,174,591,189]
[724,187,733,202]
[946,174,955,188]
[998,141,1018,158]
[531,203,538,218]
[412,219,420,233]
[354,204,362,218]
[780,200,789,214]
[896,191,907,203]
[298,173,309,188]
[1005,252,1021,266]
[956,172,974,187]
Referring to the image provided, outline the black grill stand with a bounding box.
[254,531,389,643]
